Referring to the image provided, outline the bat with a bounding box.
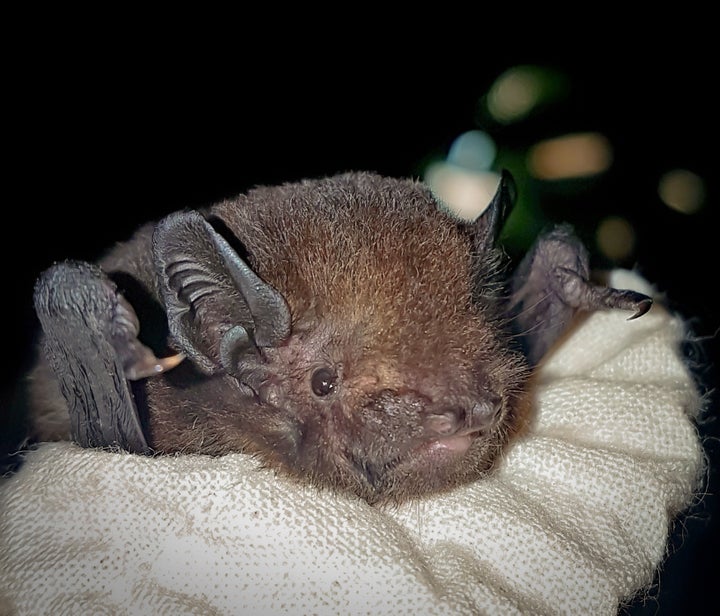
[26,171,651,505]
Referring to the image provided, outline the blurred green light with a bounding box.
[486,65,569,124]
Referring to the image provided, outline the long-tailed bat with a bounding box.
[27,171,651,505]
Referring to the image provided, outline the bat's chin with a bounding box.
[346,428,502,505]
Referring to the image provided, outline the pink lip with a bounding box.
[425,433,475,456]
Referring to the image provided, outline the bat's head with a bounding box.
[153,172,529,504]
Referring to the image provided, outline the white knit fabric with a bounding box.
[0,271,704,615]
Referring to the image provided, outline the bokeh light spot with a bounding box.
[658,169,705,214]
[527,132,613,180]
[425,163,500,221]
[487,67,542,123]
[447,130,497,171]
[485,65,568,124]
[596,216,635,261]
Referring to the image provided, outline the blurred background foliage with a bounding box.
[3,37,717,614]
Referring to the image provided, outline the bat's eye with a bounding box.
[311,367,337,397]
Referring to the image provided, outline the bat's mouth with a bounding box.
[345,423,501,504]
[418,427,483,458]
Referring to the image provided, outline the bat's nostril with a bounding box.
[425,411,463,436]
[469,397,503,428]
[472,399,501,419]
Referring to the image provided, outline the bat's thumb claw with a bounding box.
[152,353,187,374]
[125,351,186,380]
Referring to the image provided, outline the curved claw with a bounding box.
[592,287,653,319]
[114,291,186,380]
[627,297,653,320]
[509,225,655,366]
[124,351,186,380]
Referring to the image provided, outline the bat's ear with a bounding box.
[153,211,291,375]
[469,169,516,249]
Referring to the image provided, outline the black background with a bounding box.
[3,30,717,614]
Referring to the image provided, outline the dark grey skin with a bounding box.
[28,171,651,505]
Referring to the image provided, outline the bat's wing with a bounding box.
[509,225,652,366]
[32,212,291,453]
[33,262,181,453]
[464,171,650,367]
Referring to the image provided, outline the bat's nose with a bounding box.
[424,396,501,438]
[371,388,502,442]
[424,412,461,436]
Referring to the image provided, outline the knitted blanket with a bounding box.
[0,271,704,615]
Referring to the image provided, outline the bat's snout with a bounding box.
[423,397,501,439]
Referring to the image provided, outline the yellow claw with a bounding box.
[153,353,186,374]
[125,351,186,381]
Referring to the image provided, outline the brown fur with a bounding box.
[29,172,530,505]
